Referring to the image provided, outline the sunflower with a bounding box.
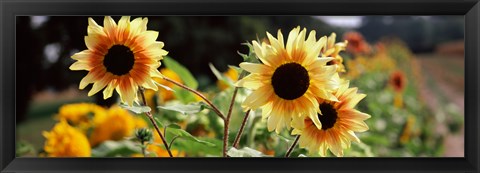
[70,16,168,106]
[321,33,348,73]
[291,80,370,157]
[144,68,183,109]
[55,103,107,131]
[236,27,340,133]
[42,119,91,157]
[89,106,145,146]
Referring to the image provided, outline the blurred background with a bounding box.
[16,16,464,157]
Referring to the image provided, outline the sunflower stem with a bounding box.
[139,88,173,157]
[141,143,147,157]
[163,76,226,121]
[223,71,247,156]
[285,135,300,157]
[233,109,251,148]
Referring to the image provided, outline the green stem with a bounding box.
[232,110,251,148]
[139,88,173,157]
[163,77,226,121]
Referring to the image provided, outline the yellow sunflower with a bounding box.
[321,33,347,73]
[55,103,107,131]
[70,16,168,106]
[89,106,145,146]
[42,119,91,157]
[291,80,370,157]
[236,27,340,133]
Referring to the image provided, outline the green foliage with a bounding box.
[92,140,141,157]
[120,103,151,114]
[158,102,210,116]
[163,56,199,89]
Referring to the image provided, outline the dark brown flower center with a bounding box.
[271,62,310,100]
[103,45,135,75]
[318,102,338,130]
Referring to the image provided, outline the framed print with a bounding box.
[1,0,479,172]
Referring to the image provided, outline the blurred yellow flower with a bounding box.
[216,67,239,90]
[146,130,185,157]
[42,119,91,157]
[89,106,145,146]
[55,103,107,131]
[400,115,416,144]
[321,33,347,73]
[145,68,183,108]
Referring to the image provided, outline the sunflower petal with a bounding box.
[239,62,271,74]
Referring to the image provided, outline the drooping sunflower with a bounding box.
[321,33,348,73]
[236,27,340,133]
[291,80,370,157]
[70,16,168,106]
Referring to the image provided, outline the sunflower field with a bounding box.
[16,16,464,158]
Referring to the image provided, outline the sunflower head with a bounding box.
[42,119,91,157]
[70,16,168,106]
[292,80,370,156]
[236,26,340,133]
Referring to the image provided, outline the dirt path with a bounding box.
[416,54,464,157]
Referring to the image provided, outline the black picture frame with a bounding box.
[1,0,479,172]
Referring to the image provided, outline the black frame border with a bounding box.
[1,0,479,173]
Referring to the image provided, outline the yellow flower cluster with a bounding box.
[42,119,91,157]
[43,103,148,156]
[236,27,371,156]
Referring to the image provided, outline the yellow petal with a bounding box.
[103,16,118,40]
[79,72,95,89]
[102,80,117,99]
[239,62,271,74]
[69,61,90,71]
[235,74,266,89]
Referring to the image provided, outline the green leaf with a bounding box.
[120,103,151,114]
[209,63,234,87]
[227,147,269,157]
[173,137,222,156]
[158,102,209,115]
[163,56,198,89]
[91,140,141,157]
[165,127,215,147]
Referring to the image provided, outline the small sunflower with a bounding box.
[292,80,370,157]
[321,33,348,73]
[42,119,91,157]
[70,16,168,106]
[236,27,340,133]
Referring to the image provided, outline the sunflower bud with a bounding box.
[135,128,152,143]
